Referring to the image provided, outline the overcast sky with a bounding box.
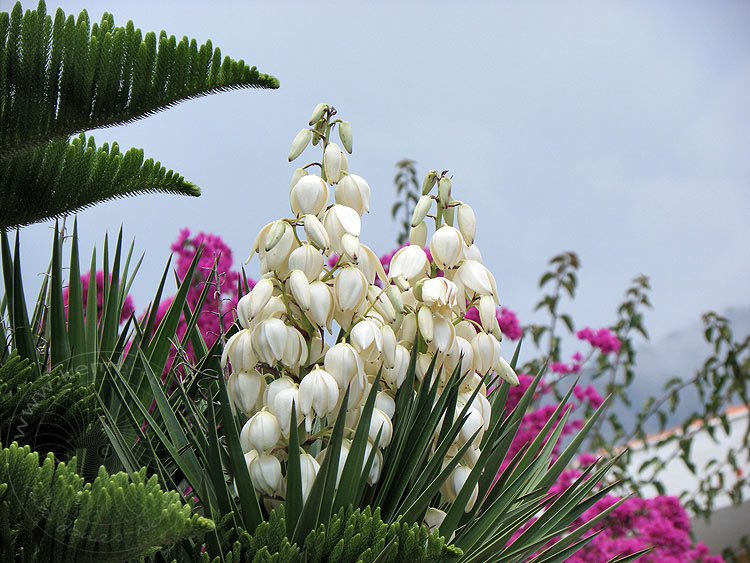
[14,0,750,350]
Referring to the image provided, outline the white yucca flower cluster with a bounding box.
[222,104,519,517]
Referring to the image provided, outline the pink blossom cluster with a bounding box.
[149,229,251,368]
[577,327,622,354]
[464,306,523,341]
[62,270,135,324]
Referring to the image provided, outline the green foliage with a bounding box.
[0,1,278,156]
[0,0,279,228]
[391,159,420,245]
[173,505,458,563]
[0,441,214,562]
[0,352,96,459]
[0,133,199,229]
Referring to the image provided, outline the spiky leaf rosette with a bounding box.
[0,442,215,562]
[0,1,278,156]
[0,133,199,228]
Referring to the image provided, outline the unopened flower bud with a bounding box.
[338,120,353,153]
[409,222,427,247]
[240,409,281,453]
[385,285,404,314]
[438,176,452,207]
[478,295,498,332]
[287,269,311,311]
[422,170,438,195]
[418,306,434,343]
[443,204,455,226]
[411,195,432,227]
[309,102,328,125]
[323,142,344,184]
[264,220,287,252]
[303,214,329,251]
[495,356,519,386]
[288,129,311,161]
[456,260,497,300]
[457,203,476,245]
[341,233,360,262]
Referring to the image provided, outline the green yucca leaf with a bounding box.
[49,222,70,367]
[216,369,264,532]
[0,134,202,229]
[293,387,350,546]
[333,372,381,513]
[604,549,651,563]
[84,248,98,382]
[286,402,304,539]
[0,1,278,157]
[67,219,87,373]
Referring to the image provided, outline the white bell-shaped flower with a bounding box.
[259,221,297,273]
[478,295,498,332]
[375,391,396,419]
[228,368,266,415]
[290,175,329,217]
[324,342,364,389]
[251,319,289,366]
[299,367,339,431]
[440,464,478,512]
[423,508,447,534]
[369,407,393,447]
[333,266,368,312]
[463,243,482,262]
[282,325,308,368]
[221,329,256,373]
[471,332,502,375]
[383,344,410,389]
[429,225,464,270]
[356,244,388,286]
[298,452,320,502]
[350,318,383,362]
[288,244,324,281]
[432,316,456,354]
[455,260,498,302]
[421,278,459,317]
[323,205,361,256]
[335,174,371,215]
[240,409,281,453]
[249,452,283,497]
[265,377,302,436]
[389,245,430,286]
[379,325,397,368]
[368,285,397,324]
[308,281,334,329]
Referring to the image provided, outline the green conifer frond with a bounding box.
[0,1,279,156]
[0,441,215,562]
[0,352,96,459]
[0,132,200,228]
